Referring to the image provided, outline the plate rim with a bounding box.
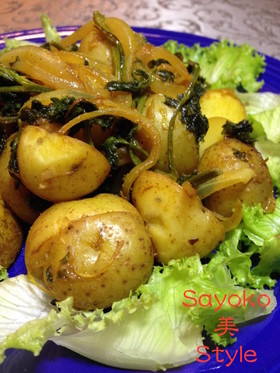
[1,25,280,373]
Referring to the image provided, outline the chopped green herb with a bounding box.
[222,120,254,144]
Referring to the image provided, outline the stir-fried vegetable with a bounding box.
[0,11,279,372]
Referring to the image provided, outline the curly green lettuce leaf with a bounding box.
[243,198,280,245]
[52,294,202,371]
[54,255,276,349]
[249,106,280,144]
[236,91,280,188]
[40,14,62,44]
[207,228,275,289]
[0,270,202,371]
[0,256,276,370]
[164,39,265,92]
[0,14,61,55]
[242,198,280,276]
[255,140,280,189]
[236,91,280,115]
[0,39,36,54]
[0,266,7,282]
[237,91,280,143]
[162,256,276,347]
[0,275,54,346]
[207,199,280,290]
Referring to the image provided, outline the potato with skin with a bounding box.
[0,134,43,224]
[200,89,247,123]
[25,194,154,310]
[17,125,111,203]
[0,199,23,268]
[132,171,225,264]
[198,137,276,216]
[19,90,115,146]
[199,116,228,156]
[142,94,199,175]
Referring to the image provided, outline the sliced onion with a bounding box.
[59,20,95,49]
[196,168,255,200]
[59,105,161,200]
[213,200,243,232]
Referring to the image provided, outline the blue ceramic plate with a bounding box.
[1,27,280,373]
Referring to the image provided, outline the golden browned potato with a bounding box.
[0,134,43,224]
[17,125,111,202]
[198,137,275,216]
[142,94,199,175]
[132,171,225,264]
[25,194,154,310]
[19,90,68,133]
[19,90,115,146]
[200,89,247,123]
[0,199,23,268]
[199,116,228,156]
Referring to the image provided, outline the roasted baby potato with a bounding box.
[200,89,247,123]
[17,125,111,202]
[25,194,154,310]
[142,94,199,175]
[0,199,23,268]
[132,171,225,264]
[19,90,115,146]
[0,134,43,224]
[199,116,228,155]
[198,137,276,216]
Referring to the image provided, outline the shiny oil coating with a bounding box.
[25,194,154,310]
